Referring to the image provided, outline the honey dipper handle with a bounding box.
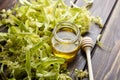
[84,47,94,80]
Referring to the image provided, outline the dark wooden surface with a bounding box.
[68,0,118,79]
[0,0,120,80]
[92,0,120,79]
[0,0,17,10]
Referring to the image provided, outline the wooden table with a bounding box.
[0,0,120,80]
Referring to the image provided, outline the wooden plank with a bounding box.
[64,0,77,6]
[92,0,120,79]
[0,0,17,10]
[68,0,118,79]
[93,43,120,80]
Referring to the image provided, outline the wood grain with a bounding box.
[0,0,17,10]
[64,0,76,6]
[92,0,120,79]
[68,0,118,79]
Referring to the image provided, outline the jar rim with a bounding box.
[53,22,80,43]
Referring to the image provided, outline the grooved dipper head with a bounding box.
[81,37,94,49]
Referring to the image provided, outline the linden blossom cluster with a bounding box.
[0,0,102,80]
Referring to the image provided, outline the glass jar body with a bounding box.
[51,22,81,62]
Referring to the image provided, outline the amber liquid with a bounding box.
[52,29,80,62]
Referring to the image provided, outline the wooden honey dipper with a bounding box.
[81,37,94,80]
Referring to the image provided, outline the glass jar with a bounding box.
[51,22,81,62]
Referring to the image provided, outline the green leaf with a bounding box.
[26,51,31,80]
[9,15,28,32]
[92,16,103,28]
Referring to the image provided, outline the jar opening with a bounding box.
[53,22,80,43]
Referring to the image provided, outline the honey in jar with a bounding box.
[51,22,81,62]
